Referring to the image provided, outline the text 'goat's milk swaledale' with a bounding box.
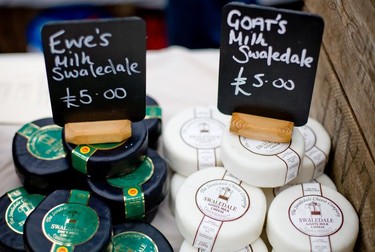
[175,167,267,252]
[220,126,305,188]
[162,106,230,177]
[267,183,359,252]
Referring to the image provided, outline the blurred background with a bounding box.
[0,0,303,53]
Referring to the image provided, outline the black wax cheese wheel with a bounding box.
[0,187,44,252]
[112,222,173,252]
[12,118,87,194]
[87,148,168,224]
[63,120,148,178]
[24,189,112,252]
[145,95,162,149]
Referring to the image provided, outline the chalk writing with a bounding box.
[52,57,140,81]
[231,68,295,96]
[42,18,148,125]
[60,87,127,108]
[218,3,324,125]
[48,28,112,54]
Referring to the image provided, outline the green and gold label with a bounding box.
[112,231,158,252]
[71,142,123,174]
[145,105,162,119]
[107,156,153,187]
[18,123,66,160]
[5,187,44,234]
[42,190,99,251]
[107,156,154,220]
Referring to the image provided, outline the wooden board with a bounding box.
[310,47,375,252]
[305,0,375,158]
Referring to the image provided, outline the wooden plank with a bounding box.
[310,48,375,252]
[304,0,375,157]
[230,113,294,143]
[64,119,132,145]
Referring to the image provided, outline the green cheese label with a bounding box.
[107,156,153,187]
[42,191,99,248]
[18,123,66,160]
[112,231,158,252]
[71,142,123,174]
[107,156,154,220]
[145,105,162,119]
[5,188,44,234]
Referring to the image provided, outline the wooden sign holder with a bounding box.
[64,119,132,145]
[230,112,294,143]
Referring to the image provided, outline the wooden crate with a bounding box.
[305,0,375,251]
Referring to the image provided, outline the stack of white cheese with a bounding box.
[163,105,359,252]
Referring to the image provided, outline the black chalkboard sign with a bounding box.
[217,3,324,126]
[42,17,146,126]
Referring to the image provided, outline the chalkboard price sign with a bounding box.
[217,3,324,126]
[42,17,146,126]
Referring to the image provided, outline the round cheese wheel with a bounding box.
[263,173,337,210]
[12,118,87,194]
[63,120,148,178]
[175,167,266,252]
[0,187,44,251]
[169,172,186,215]
[87,148,168,224]
[24,189,112,252]
[162,106,230,177]
[293,118,331,183]
[145,95,162,149]
[179,237,268,252]
[267,183,359,252]
[221,128,305,188]
[112,222,173,252]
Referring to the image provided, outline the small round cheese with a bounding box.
[169,172,186,215]
[0,187,44,251]
[221,128,305,188]
[87,148,168,224]
[175,167,266,252]
[263,173,337,210]
[63,120,148,178]
[145,95,162,149]
[162,106,230,177]
[293,118,331,183]
[267,183,359,252]
[179,237,268,252]
[112,222,173,252]
[12,118,87,194]
[24,189,112,252]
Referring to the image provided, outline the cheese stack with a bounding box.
[8,95,172,251]
[163,107,359,251]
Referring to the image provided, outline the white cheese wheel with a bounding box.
[169,172,186,215]
[175,167,267,252]
[221,128,305,187]
[267,183,359,252]
[162,106,230,177]
[293,118,331,183]
[179,237,268,252]
[263,173,337,210]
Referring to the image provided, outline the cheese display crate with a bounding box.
[305,0,375,251]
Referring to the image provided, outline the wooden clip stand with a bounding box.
[230,113,294,143]
[64,119,132,145]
